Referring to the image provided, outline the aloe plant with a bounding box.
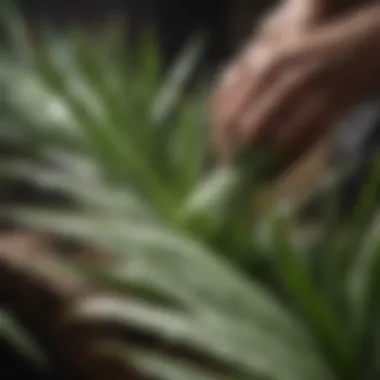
[2,9,380,380]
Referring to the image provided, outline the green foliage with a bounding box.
[2,12,380,380]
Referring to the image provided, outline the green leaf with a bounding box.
[152,34,205,124]
[0,310,49,370]
[268,210,354,377]
[29,40,177,217]
[172,94,209,196]
[114,346,234,380]
[0,160,157,220]
[346,215,380,363]
[70,295,331,380]
[326,158,380,311]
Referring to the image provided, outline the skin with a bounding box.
[212,0,380,160]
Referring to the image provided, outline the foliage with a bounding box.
[2,9,380,380]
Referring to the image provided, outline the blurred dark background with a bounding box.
[16,0,273,68]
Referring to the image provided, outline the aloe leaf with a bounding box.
[364,317,380,379]
[326,158,380,308]
[66,31,152,151]
[137,31,162,100]
[346,215,380,368]
[178,147,287,251]
[0,310,49,370]
[0,160,157,220]
[149,35,207,186]
[268,211,354,377]
[177,164,242,237]
[102,343,238,380]
[152,34,205,124]
[70,296,331,380]
[94,338,234,380]
[28,42,177,217]
[346,217,380,330]
[11,210,313,339]
[9,208,333,380]
[172,94,209,195]
[129,349,230,380]
[0,7,33,62]
[6,67,84,147]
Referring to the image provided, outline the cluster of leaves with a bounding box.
[2,8,380,380]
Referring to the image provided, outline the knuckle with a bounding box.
[219,64,240,89]
[243,43,285,75]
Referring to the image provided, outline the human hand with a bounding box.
[212,5,380,160]
[256,0,326,40]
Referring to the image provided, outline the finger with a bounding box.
[218,43,284,126]
[256,7,286,40]
[275,89,345,159]
[258,3,299,39]
[211,115,239,162]
[220,45,290,154]
[211,64,240,128]
[212,45,278,158]
[277,93,330,157]
[211,64,247,159]
[236,63,319,149]
[276,89,325,138]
